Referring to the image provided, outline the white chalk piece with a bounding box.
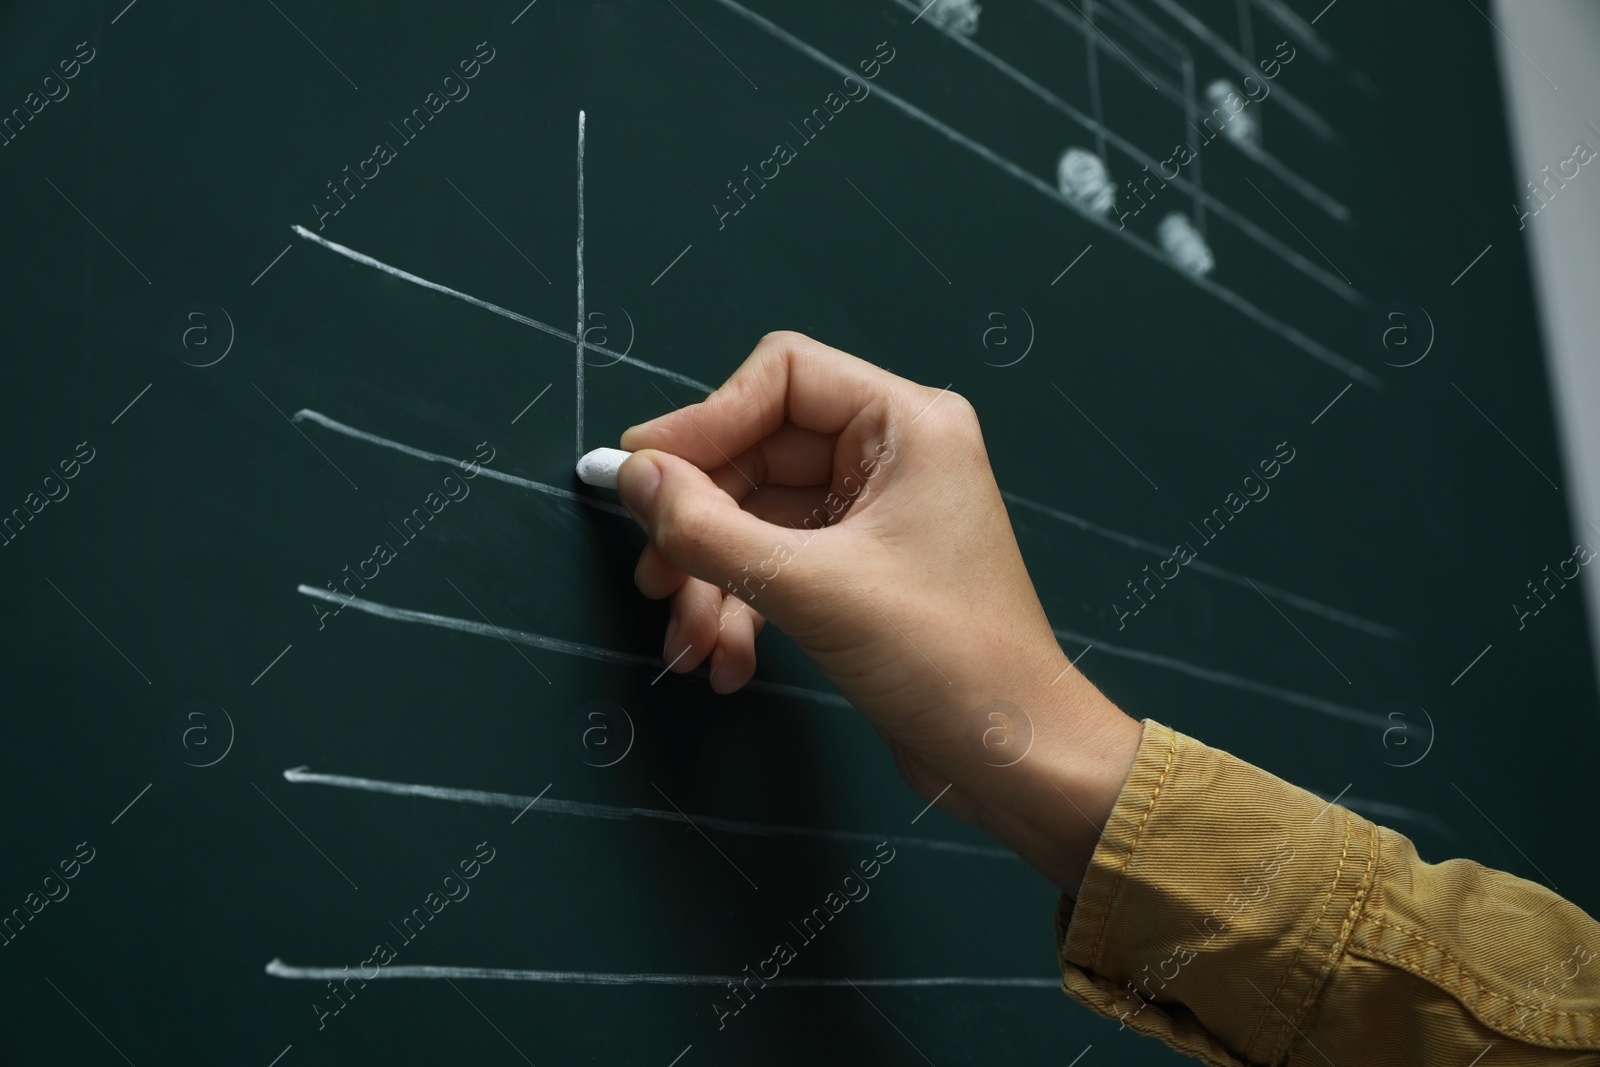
[576,447,633,489]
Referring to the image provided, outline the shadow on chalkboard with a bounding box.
[571,503,904,1053]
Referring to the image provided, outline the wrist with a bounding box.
[958,669,1144,894]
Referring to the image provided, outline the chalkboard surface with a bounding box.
[2,1,1595,1063]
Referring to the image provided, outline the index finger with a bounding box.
[618,331,899,470]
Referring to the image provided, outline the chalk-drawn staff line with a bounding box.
[511,783,553,824]
[1003,492,1400,640]
[653,781,761,890]
[665,0,759,90]
[291,572,1391,740]
[1243,176,1351,286]
[1098,0,1338,140]
[290,222,1397,642]
[288,200,1400,639]
[266,960,1062,987]
[253,384,360,490]
[289,403,1399,642]
[279,764,1013,858]
[293,407,630,517]
[1049,625,1382,729]
[294,583,850,708]
[705,0,1379,387]
[445,576,553,684]
[290,225,712,392]
[277,620,1452,832]
[287,232,1386,646]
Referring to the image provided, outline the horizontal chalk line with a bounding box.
[707,0,1381,388]
[294,192,1395,651]
[291,225,712,392]
[294,408,629,518]
[294,230,1395,646]
[1051,625,1387,729]
[281,765,1011,858]
[296,584,853,709]
[1048,636,1453,832]
[1003,491,1400,641]
[301,407,1396,650]
[265,960,1057,987]
[892,0,1357,290]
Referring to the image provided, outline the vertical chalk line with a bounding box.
[292,402,1396,646]
[575,111,587,464]
[289,224,1391,640]
[916,0,1357,241]
[289,225,712,393]
[704,0,1380,388]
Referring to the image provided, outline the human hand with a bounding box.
[616,332,1141,891]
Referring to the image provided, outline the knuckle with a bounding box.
[945,391,980,423]
[913,388,981,434]
[758,329,806,350]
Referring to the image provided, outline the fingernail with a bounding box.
[664,614,680,658]
[617,453,660,526]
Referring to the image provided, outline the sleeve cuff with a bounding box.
[1053,719,1378,1066]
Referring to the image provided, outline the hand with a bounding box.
[616,331,1142,891]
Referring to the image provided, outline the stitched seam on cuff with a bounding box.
[1283,814,1380,1058]
[1086,726,1179,970]
[1245,800,1358,1058]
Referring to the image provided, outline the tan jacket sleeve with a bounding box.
[1055,720,1600,1066]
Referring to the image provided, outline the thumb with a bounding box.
[616,449,796,606]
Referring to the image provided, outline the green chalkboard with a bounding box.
[2,0,1594,1063]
